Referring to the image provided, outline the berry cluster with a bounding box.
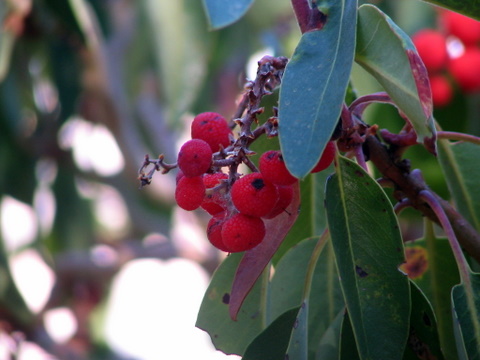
[173,111,335,253]
[412,9,480,107]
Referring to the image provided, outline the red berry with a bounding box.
[206,212,230,252]
[177,139,212,177]
[191,112,232,152]
[440,10,480,46]
[201,172,229,215]
[175,176,205,211]
[221,213,265,252]
[231,173,278,217]
[263,185,294,219]
[449,48,480,93]
[412,29,449,73]
[311,141,335,173]
[259,150,298,186]
[430,74,453,107]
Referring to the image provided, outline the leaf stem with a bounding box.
[290,0,326,34]
[437,131,480,145]
[418,190,471,284]
[303,230,329,300]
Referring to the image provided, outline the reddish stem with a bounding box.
[290,0,326,34]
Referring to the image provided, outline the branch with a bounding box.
[290,0,326,34]
[365,135,480,263]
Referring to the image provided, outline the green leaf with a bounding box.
[420,0,480,20]
[202,0,254,29]
[403,225,460,359]
[196,253,264,355]
[340,311,361,360]
[269,236,344,357]
[355,5,436,153]
[451,271,480,359]
[437,140,480,231]
[278,0,357,178]
[285,301,309,360]
[316,310,344,360]
[404,281,445,360]
[325,156,410,360]
[242,307,300,360]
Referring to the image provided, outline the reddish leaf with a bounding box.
[229,182,301,320]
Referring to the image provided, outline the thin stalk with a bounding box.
[302,229,330,299]
[418,190,471,284]
[437,131,480,145]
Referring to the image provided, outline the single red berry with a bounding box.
[201,172,229,215]
[440,10,480,46]
[311,141,336,173]
[206,212,230,252]
[177,139,212,177]
[191,112,232,152]
[231,173,278,217]
[221,213,265,252]
[449,48,480,93]
[263,185,294,219]
[259,150,298,186]
[430,74,453,107]
[175,176,205,211]
[412,29,449,73]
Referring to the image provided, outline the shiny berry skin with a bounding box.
[191,112,232,152]
[440,10,480,46]
[311,141,335,173]
[263,185,294,219]
[430,74,453,107]
[206,213,230,252]
[221,213,265,252]
[175,176,205,211]
[259,150,298,186]
[177,139,212,177]
[449,48,480,93]
[412,29,449,73]
[201,172,229,215]
[231,173,278,217]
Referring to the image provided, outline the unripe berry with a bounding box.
[449,48,480,93]
[206,212,230,252]
[259,150,298,186]
[263,185,294,219]
[231,173,278,217]
[440,10,480,46]
[311,141,335,173]
[412,29,448,73]
[175,176,205,211]
[191,112,232,152]
[177,139,212,177]
[430,74,453,107]
[201,172,229,215]
[221,213,265,252]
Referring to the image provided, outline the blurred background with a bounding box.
[0,0,478,359]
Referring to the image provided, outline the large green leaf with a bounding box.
[325,156,410,360]
[404,281,444,360]
[355,5,436,153]
[242,307,300,360]
[451,271,480,359]
[278,0,357,178]
[195,253,265,355]
[437,140,480,231]
[201,0,254,29]
[420,0,480,20]
[403,224,460,359]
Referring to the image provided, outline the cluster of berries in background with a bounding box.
[412,9,480,107]
[175,112,335,253]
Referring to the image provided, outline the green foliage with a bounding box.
[278,0,357,178]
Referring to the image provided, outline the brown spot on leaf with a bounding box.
[400,246,429,279]
[222,293,230,304]
[355,265,368,278]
